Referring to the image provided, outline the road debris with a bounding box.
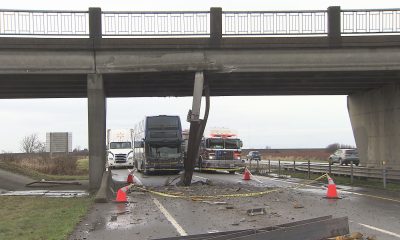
[110,215,117,222]
[328,232,364,240]
[293,202,304,208]
[247,208,266,216]
[26,180,82,187]
[202,201,227,205]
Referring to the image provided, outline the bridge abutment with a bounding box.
[348,84,400,169]
[87,74,106,189]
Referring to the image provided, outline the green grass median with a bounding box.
[0,196,92,240]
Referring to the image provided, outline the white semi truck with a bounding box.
[106,129,134,168]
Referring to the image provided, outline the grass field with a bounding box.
[0,196,92,240]
[0,160,88,181]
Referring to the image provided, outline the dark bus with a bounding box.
[134,115,184,174]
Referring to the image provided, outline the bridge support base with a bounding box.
[87,74,107,190]
[348,84,400,169]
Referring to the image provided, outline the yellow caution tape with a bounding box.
[291,173,328,190]
[131,173,329,200]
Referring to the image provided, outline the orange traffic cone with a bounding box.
[243,168,251,180]
[115,186,128,203]
[127,172,134,184]
[325,175,340,199]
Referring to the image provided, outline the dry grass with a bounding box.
[0,153,88,176]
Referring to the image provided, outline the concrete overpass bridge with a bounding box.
[1,7,399,188]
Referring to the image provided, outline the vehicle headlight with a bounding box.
[209,155,214,160]
[108,153,114,161]
[127,151,134,160]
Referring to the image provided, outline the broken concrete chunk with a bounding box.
[110,215,117,221]
[247,208,266,216]
[349,232,363,239]
[202,201,227,205]
[293,203,304,209]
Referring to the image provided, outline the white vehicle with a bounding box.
[106,129,134,168]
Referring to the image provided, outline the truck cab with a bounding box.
[107,129,134,168]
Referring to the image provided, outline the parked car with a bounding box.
[328,149,359,166]
[246,151,261,161]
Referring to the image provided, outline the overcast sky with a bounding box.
[1,0,396,152]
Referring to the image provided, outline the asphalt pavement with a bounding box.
[70,169,400,240]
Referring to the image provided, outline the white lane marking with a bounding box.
[152,198,188,236]
[355,222,400,238]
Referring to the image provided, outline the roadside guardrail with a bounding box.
[246,160,400,188]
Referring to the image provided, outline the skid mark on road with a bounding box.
[352,221,400,238]
[152,198,188,236]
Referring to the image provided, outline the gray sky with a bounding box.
[1,0,396,152]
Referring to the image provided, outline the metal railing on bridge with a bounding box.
[101,11,210,36]
[0,9,89,36]
[341,9,400,35]
[222,11,327,36]
[0,7,399,37]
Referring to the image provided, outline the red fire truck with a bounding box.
[197,128,245,173]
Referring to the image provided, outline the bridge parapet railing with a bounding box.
[101,11,210,37]
[341,9,400,34]
[0,9,89,36]
[1,7,400,38]
[222,10,327,36]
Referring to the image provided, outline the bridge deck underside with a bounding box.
[0,70,399,98]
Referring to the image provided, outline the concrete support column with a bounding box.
[210,7,222,47]
[327,6,341,47]
[348,84,400,169]
[87,74,106,189]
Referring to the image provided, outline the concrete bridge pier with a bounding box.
[348,84,400,169]
[87,74,106,189]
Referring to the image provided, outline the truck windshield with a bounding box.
[207,139,224,149]
[110,142,131,149]
[147,144,181,158]
[225,139,241,149]
[207,139,240,149]
[147,116,179,130]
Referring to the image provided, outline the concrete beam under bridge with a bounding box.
[87,74,106,189]
[348,84,400,169]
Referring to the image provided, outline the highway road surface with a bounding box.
[70,169,400,240]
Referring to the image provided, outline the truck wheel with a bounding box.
[228,171,236,174]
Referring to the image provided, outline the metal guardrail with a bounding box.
[247,161,400,181]
[102,11,210,36]
[294,164,400,181]
[0,10,89,36]
[1,8,400,37]
[222,11,327,36]
[342,9,400,34]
